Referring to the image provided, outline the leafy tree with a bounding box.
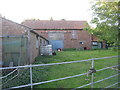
[90,1,120,46]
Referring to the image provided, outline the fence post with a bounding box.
[91,58,94,89]
[30,64,33,89]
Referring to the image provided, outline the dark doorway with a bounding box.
[84,47,87,50]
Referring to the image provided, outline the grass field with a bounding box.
[2,49,119,89]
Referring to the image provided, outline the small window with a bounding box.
[36,39,39,48]
[40,39,42,43]
[92,41,98,46]
[71,30,77,39]
[44,40,46,44]
[80,42,84,44]
[0,61,3,65]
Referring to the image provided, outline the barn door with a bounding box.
[49,40,64,50]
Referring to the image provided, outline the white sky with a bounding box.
[0,0,94,26]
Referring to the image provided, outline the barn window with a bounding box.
[92,41,98,46]
[43,40,45,45]
[40,39,42,43]
[36,39,39,48]
[71,30,77,39]
[80,41,84,44]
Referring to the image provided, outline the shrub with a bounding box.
[108,47,118,51]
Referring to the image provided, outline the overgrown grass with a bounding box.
[2,50,119,89]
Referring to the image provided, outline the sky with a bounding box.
[0,0,94,26]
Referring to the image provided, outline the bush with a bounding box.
[108,47,118,51]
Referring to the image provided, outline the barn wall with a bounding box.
[0,17,2,67]
[1,18,30,66]
[0,37,2,66]
[0,18,49,66]
[30,32,39,63]
[78,30,91,49]
[0,17,1,90]
[91,35,106,49]
[34,30,92,50]
[30,32,49,62]
[64,30,91,49]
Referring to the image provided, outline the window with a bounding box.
[36,39,39,48]
[71,30,77,39]
[0,61,3,65]
[43,40,46,45]
[92,41,98,46]
[40,39,42,43]
[80,41,84,44]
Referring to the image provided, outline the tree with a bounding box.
[90,1,120,46]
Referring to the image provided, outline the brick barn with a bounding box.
[22,20,93,50]
[0,17,49,66]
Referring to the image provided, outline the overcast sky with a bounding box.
[0,0,94,26]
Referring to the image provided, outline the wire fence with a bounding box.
[0,55,119,89]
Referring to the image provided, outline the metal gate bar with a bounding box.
[0,56,119,89]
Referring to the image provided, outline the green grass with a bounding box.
[35,50,118,63]
[2,50,119,89]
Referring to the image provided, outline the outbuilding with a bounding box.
[0,17,49,67]
[22,20,92,50]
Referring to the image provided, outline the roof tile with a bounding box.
[22,20,89,30]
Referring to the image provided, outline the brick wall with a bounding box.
[91,35,100,41]
[64,30,91,49]
[29,32,39,63]
[0,38,2,65]
[92,35,106,48]
[34,30,92,50]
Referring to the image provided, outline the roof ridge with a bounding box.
[22,20,89,30]
[23,20,87,22]
[1,17,32,30]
